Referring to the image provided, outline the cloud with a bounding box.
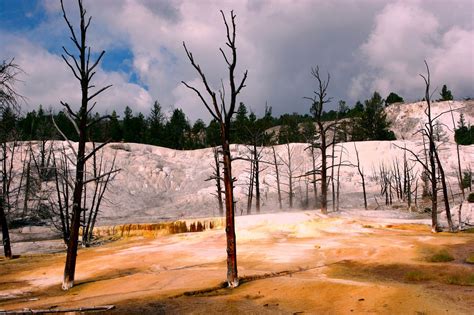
[2,0,472,122]
[1,32,152,115]
[350,1,474,101]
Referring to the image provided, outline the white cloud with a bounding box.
[3,0,472,122]
[1,32,152,115]
[350,1,474,101]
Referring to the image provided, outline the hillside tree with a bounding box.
[439,84,453,101]
[385,92,404,105]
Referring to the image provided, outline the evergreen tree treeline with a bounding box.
[5,92,398,149]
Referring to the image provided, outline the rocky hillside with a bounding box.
[7,101,473,226]
[385,100,474,141]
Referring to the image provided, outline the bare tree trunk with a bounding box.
[414,178,419,209]
[336,144,343,211]
[272,146,282,209]
[182,10,247,288]
[449,105,465,199]
[422,63,439,232]
[0,196,11,258]
[1,142,12,259]
[330,139,336,212]
[434,149,454,231]
[62,116,86,290]
[354,143,367,209]
[310,145,318,208]
[222,138,238,287]
[53,156,69,243]
[213,147,224,216]
[254,144,261,214]
[286,143,294,208]
[83,150,118,246]
[60,0,112,290]
[305,67,336,214]
[246,158,254,215]
[319,122,328,214]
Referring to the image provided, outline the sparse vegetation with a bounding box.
[445,274,474,286]
[465,253,474,264]
[405,270,431,281]
[426,249,454,263]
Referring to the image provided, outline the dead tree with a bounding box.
[182,10,247,288]
[0,59,24,259]
[302,122,319,208]
[353,143,367,209]
[279,143,297,208]
[206,146,224,216]
[330,125,339,211]
[0,59,24,112]
[305,66,336,214]
[374,163,392,206]
[307,144,319,208]
[449,104,465,200]
[82,145,118,246]
[271,146,282,209]
[433,142,454,231]
[247,165,254,213]
[395,61,454,232]
[243,128,268,214]
[335,143,345,211]
[401,148,418,210]
[51,144,72,243]
[0,141,16,259]
[59,0,112,290]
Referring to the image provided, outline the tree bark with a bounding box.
[434,148,454,231]
[0,196,12,259]
[286,143,294,208]
[318,121,328,214]
[182,10,246,287]
[60,0,112,290]
[213,147,224,216]
[272,146,282,209]
[310,145,318,208]
[222,138,238,287]
[254,144,261,213]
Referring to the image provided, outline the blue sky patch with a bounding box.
[0,0,47,32]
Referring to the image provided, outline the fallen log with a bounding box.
[0,305,115,314]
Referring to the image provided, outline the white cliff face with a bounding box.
[384,100,474,141]
[7,101,474,226]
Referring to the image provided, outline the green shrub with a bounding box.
[445,274,474,286]
[405,271,431,281]
[427,249,454,262]
[468,192,474,203]
[466,253,474,264]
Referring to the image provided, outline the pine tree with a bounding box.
[108,110,122,141]
[385,92,404,105]
[355,92,396,141]
[439,84,453,101]
[122,106,134,142]
[164,108,190,149]
[147,101,165,145]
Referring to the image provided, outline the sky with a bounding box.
[1,0,473,122]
